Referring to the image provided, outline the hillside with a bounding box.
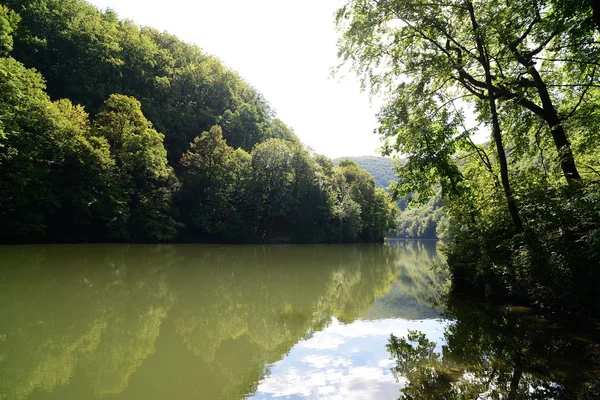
[0,0,398,244]
[334,156,397,189]
[334,156,445,239]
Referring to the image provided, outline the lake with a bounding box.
[0,240,598,399]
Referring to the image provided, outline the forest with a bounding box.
[336,0,600,313]
[334,156,397,189]
[0,0,398,244]
[337,156,444,239]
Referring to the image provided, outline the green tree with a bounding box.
[387,297,598,399]
[334,160,398,242]
[92,94,179,241]
[0,4,20,56]
[179,125,251,241]
[0,57,115,241]
[4,0,298,163]
[248,139,295,241]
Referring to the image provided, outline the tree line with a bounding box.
[334,156,445,239]
[336,0,600,312]
[0,0,398,243]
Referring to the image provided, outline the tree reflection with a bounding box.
[365,240,447,320]
[387,297,599,399]
[0,243,409,400]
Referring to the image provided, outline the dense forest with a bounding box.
[336,156,444,239]
[334,156,396,189]
[337,0,600,313]
[0,0,398,244]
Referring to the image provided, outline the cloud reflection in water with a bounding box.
[253,317,448,399]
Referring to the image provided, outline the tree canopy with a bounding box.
[0,0,398,244]
[336,0,600,312]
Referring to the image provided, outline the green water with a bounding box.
[0,241,597,399]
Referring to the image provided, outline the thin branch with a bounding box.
[561,67,596,121]
[448,96,499,184]
[435,94,475,113]
[452,75,487,99]
[531,57,600,67]
[523,30,559,59]
[548,41,600,51]
[582,164,600,179]
[547,83,600,88]
[510,14,541,50]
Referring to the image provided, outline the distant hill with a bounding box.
[334,156,397,189]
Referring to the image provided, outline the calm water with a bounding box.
[0,241,597,400]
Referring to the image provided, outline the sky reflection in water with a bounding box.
[2,241,596,400]
[0,241,457,400]
[253,318,448,400]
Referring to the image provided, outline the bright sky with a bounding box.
[88,0,382,159]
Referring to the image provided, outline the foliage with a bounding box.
[334,156,396,189]
[333,159,399,242]
[0,4,19,55]
[0,57,116,242]
[395,195,444,240]
[0,0,398,244]
[336,0,600,313]
[178,125,251,241]
[387,297,600,399]
[92,94,180,241]
[2,0,298,162]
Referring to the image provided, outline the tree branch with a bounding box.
[561,67,597,121]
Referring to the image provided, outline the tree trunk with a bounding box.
[589,0,600,31]
[466,1,524,233]
[508,367,523,400]
[525,65,582,184]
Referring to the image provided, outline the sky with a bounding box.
[88,0,383,159]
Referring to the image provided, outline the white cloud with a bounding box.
[301,334,347,350]
[301,355,352,369]
[256,367,343,398]
[298,318,411,352]
[256,365,400,399]
[325,318,410,338]
[377,358,395,369]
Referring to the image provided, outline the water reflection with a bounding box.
[387,296,600,399]
[8,241,594,400]
[0,242,444,400]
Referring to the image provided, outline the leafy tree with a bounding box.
[396,196,444,240]
[3,0,298,162]
[0,57,115,241]
[336,0,600,311]
[387,297,598,399]
[248,139,296,241]
[334,160,398,242]
[179,125,251,241]
[0,4,19,56]
[334,156,396,189]
[0,1,399,245]
[92,94,179,241]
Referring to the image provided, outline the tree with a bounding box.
[248,139,296,240]
[179,125,251,241]
[336,0,600,307]
[92,94,179,241]
[0,57,116,241]
[0,4,20,56]
[334,160,398,242]
[0,0,400,245]
[386,297,597,399]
